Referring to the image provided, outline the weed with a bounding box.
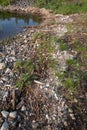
[63,78,76,92]
[34,0,87,14]
[16,73,37,88]
[59,40,68,51]
[15,33,57,88]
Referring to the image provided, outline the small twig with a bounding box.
[11,89,16,110]
[34,80,44,85]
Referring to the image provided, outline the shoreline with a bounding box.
[0,5,87,130]
[0,5,52,19]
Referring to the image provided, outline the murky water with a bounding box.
[0,11,41,40]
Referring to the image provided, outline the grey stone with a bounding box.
[9,111,17,119]
[70,113,75,120]
[32,120,39,129]
[21,105,26,111]
[3,91,9,101]
[1,111,9,118]
[1,122,9,130]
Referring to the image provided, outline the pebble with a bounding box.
[32,120,39,129]
[1,111,9,118]
[68,108,73,113]
[21,105,26,111]
[74,98,78,103]
[9,111,17,119]
[1,122,9,130]
[24,40,27,43]
[0,63,5,70]
[70,113,75,120]
[63,121,68,126]
[3,91,9,101]
[11,50,15,56]
[5,68,12,74]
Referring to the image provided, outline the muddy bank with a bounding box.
[0,5,51,19]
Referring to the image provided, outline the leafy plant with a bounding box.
[15,33,57,88]
[63,78,76,92]
[59,40,68,51]
[16,73,37,88]
[34,0,87,14]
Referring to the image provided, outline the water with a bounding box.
[0,11,41,40]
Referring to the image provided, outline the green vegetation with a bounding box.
[59,39,68,51]
[0,0,87,14]
[35,0,87,14]
[0,0,13,6]
[14,33,57,88]
[14,59,37,88]
[56,35,87,93]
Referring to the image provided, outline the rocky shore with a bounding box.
[0,5,87,130]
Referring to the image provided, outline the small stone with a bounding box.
[11,50,15,55]
[3,91,9,101]
[46,83,49,87]
[68,108,73,113]
[46,114,49,120]
[63,121,68,126]
[1,122,9,130]
[32,120,39,129]
[2,76,9,82]
[61,101,65,107]
[74,98,78,103]
[70,113,75,120]
[24,40,27,43]
[9,111,17,119]
[5,68,11,74]
[23,35,26,39]
[16,100,24,110]
[1,111,9,118]
[0,63,5,70]
[21,105,26,111]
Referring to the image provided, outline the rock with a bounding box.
[74,98,78,103]
[5,69,13,76]
[63,121,68,126]
[8,56,16,62]
[1,111,9,118]
[11,50,15,55]
[21,105,26,111]
[70,113,75,120]
[1,122,9,130]
[23,35,26,39]
[9,111,17,119]
[68,108,73,113]
[61,101,65,107]
[5,68,11,74]
[24,40,27,43]
[32,120,39,129]
[2,77,9,82]
[3,91,9,101]
[46,114,49,120]
[0,63,5,70]
[16,100,24,110]
[46,83,49,87]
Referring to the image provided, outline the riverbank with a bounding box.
[0,5,87,130]
[0,5,52,19]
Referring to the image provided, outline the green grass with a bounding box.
[0,0,12,6]
[1,0,87,14]
[35,0,87,14]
